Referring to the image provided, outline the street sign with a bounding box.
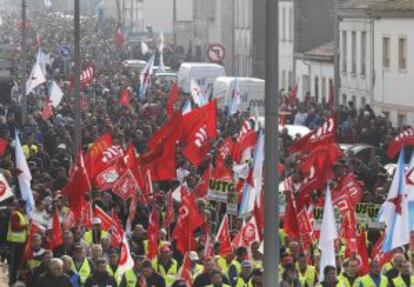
[207,43,225,63]
[59,45,71,58]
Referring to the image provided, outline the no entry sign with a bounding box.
[207,43,226,63]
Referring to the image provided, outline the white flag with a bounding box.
[15,131,34,217]
[26,61,46,95]
[230,78,241,115]
[141,42,149,55]
[118,234,134,274]
[190,79,207,107]
[319,185,338,282]
[0,173,13,203]
[49,81,63,108]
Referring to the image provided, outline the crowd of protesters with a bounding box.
[0,6,413,287]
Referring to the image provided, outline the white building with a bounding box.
[279,0,294,91]
[339,0,414,126]
[295,43,334,103]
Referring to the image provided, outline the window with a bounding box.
[398,114,407,127]
[399,37,407,71]
[351,31,356,75]
[322,77,327,102]
[342,31,347,73]
[282,70,286,90]
[361,31,366,76]
[383,36,390,68]
[288,7,293,42]
[281,7,286,41]
[314,77,319,102]
[342,94,347,105]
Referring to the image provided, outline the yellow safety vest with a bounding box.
[235,276,253,287]
[252,259,263,270]
[22,144,39,158]
[7,211,28,243]
[191,263,204,279]
[123,269,140,287]
[299,266,317,287]
[360,274,388,287]
[107,265,123,286]
[229,260,242,276]
[152,258,178,287]
[338,274,360,287]
[206,284,231,287]
[382,262,393,273]
[392,276,414,287]
[216,255,231,274]
[75,258,92,285]
[83,230,108,245]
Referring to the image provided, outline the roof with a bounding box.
[339,0,414,17]
[299,42,334,63]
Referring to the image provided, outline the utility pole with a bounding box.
[74,0,81,159]
[264,0,279,286]
[21,0,27,125]
[333,0,340,110]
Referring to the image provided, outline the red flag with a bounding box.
[356,227,370,276]
[214,215,232,255]
[387,127,414,159]
[84,133,113,179]
[297,208,315,251]
[204,231,214,259]
[232,119,258,163]
[119,89,130,107]
[233,215,260,248]
[167,82,179,119]
[283,190,300,240]
[124,144,138,170]
[163,192,176,228]
[289,115,337,153]
[0,137,8,156]
[23,223,46,261]
[193,165,211,198]
[180,253,193,287]
[81,203,93,230]
[70,64,94,90]
[172,188,204,254]
[93,205,113,231]
[218,137,234,162]
[42,101,53,121]
[147,207,160,259]
[113,26,126,47]
[95,164,123,192]
[253,191,264,241]
[126,193,138,232]
[142,114,182,181]
[112,169,140,200]
[371,233,395,267]
[62,150,91,219]
[212,160,233,182]
[333,172,363,206]
[111,209,125,247]
[49,209,63,250]
[296,164,325,211]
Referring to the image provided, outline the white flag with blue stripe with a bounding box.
[404,150,414,231]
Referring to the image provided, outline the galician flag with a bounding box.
[26,60,47,95]
[139,54,155,100]
[406,149,414,230]
[378,148,410,252]
[319,185,338,282]
[15,130,34,217]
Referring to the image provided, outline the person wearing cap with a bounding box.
[338,258,361,287]
[189,251,204,280]
[359,260,388,287]
[234,260,253,287]
[297,253,318,287]
[143,259,166,287]
[73,244,95,286]
[228,247,249,286]
[151,244,178,287]
[120,255,146,287]
[7,199,29,285]
[106,250,123,286]
[206,269,231,287]
[85,258,117,287]
[84,217,108,245]
[392,261,414,287]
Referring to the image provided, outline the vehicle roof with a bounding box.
[214,76,265,84]
[179,62,225,69]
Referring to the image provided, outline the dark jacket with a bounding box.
[36,272,73,287]
[84,271,117,287]
[145,271,166,287]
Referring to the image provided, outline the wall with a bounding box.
[339,17,373,109]
[373,17,414,126]
[143,0,173,33]
[279,0,294,90]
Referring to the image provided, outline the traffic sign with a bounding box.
[207,43,225,63]
[59,45,71,58]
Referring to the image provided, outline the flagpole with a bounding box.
[264,0,279,286]
[21,0,27,125]
[73,0,82,159]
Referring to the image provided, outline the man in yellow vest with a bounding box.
[392,261,413,287]
[73,244,95,285]
[188,251,204,280]
[234,261,253,287]
[84,217,108,245]
[151,244,178,286]
[120,255,146,287]
[338,258,361,287]
[228,246,248,286]
[25,233,45,271]
[359,260,389,287]
[106,250,124,286]
[7,200,28,285]
[385,253,406,283]
[297,253,318,287]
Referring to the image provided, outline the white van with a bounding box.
[212,77,265,115]
[178,63,226,96]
